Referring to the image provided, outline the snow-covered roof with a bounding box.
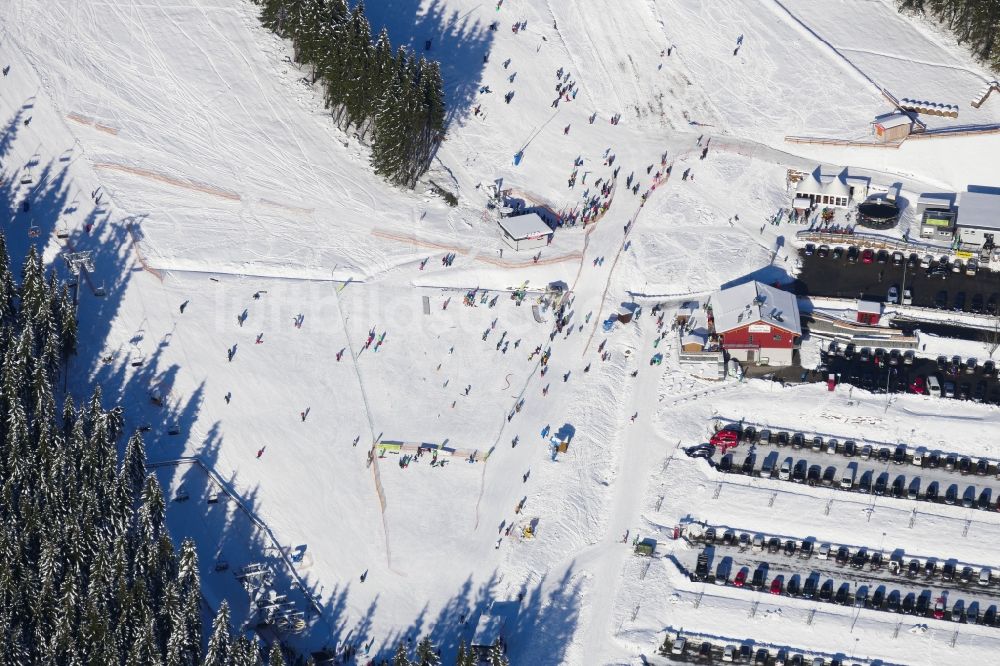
[711,281,801,335]
[471,613,504,648]
[873,111,913,129]
[792,196,811,209]
[795,171,850,200]
[956,191,1000,231]
[918,192,956,209]
[497,213,552,240]
[857,300,881,314]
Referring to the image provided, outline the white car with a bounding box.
[921,254,932,268]
[779,457,793,481]
[887,285,899,303]
[902,288,912,305]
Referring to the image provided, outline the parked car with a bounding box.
[902,288,913,305]
[804,243,816,256]
[779,457,793,481]
[887,285,899,303]
[818,245,830,258]
[861,249,875,264]
[847,246,860,263]
[734,569,747,587]
[770,577,783,595]
[892,251,904,266]
[877,249,889,264]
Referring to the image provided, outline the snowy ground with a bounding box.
[6,0,1000,663]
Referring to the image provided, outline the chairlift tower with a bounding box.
[63,251,94,306]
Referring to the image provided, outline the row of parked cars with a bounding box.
[692,548,1000,626]
[720,451,1000,509]
[667,636,853,666]
[696,528,994,588]
[804,243,982,278]
[730,425,1000,477]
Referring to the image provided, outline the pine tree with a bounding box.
[487,639,508,666]
[415,636,440,666]
[393,642,411,666]
[269,642,286,666]
[204,601,233,666]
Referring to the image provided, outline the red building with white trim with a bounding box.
[709,281,801,366]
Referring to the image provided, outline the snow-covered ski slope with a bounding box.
[5,0,1000,662]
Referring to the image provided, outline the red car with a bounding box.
[908,375,927,395]
[861,249,875,264]
[933,597,946,620]
[734,569,747,588]
[769,578,783,595]
[710,429,740,453]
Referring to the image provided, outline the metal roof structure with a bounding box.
[497,213,552,240]
[711,281,801,336]
[873,111,914,129]
[956,191,1000,231]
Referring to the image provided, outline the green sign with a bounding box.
[925,216,951,227]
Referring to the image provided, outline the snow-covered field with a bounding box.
[5,0,1000,662]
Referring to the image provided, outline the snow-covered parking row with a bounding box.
[658,626,893,666]
[679,542,1000,628]
[712,448,1000,511]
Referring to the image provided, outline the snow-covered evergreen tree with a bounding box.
[204,601,234,666]
[269,643,286,666]
[415,636,440,666]
[392,642,412,666]
[487,639,509,666]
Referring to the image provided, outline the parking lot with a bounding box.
[708,424,1000,511]
[821,345,1000,404]
[682,525,1000,627]
[795,246,1000,314]
[659,627,889,666]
